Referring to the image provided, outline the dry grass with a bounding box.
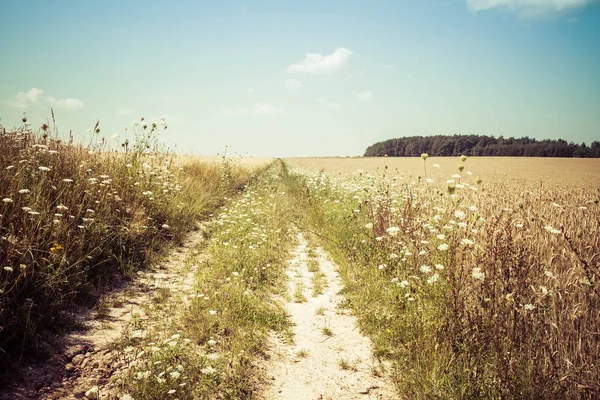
[284,156,600,398]
[0,120,250,371]
[288,156,600,189]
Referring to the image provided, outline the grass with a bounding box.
[307,258,320,272]
[293,281,307,303]
[315,306,326,315]
[0,119,250,371]
[321,326,333,337]
[311,271,327,296]
[113,161,297,399]
[283,157,600,399]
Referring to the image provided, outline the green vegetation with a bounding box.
[365,134,600,157]
[114,162,296,399]
[282,157,600,398]
[0,120,249,370]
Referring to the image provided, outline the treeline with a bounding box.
[364,135,600,158]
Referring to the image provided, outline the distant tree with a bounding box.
[364,135,599,158]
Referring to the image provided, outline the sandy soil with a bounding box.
[263,232,397,400]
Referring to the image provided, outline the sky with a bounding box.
[0,0,599,157]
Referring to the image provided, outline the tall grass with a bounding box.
[285,158,600,398]
[0,119,249,371]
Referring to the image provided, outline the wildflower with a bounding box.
[524,304,535,311]
[399,280,409,288]
[161,224,170,229]
[454,210,466,220]
[544,225,561,235]
[2,198,13,203]
[207,339,217,346]
[434,264,444,270]
[427,273,439,284]
[420,265,432,274]
[56,204,68,211]
[421,153,428,160]
[432,163,440,168]
[365,222,373,230]
[6,165,14,170]
[18,189,30,194]
[461,238,474,246]
[22,207,32,212]
[437,243,449,251]
[540,286,548,295]
[169,371,181,379]
[201,366,216,375]
[386,226,400,236]
[168,389,176,394]
[471,267,485,281]
[4,266,14,272]
[38,166,50,171]
[50,244,64,253]
[209,310,217,315]
[436,234,446,240]
[461,155,467,162]
[120,395,135,400]
[85,386,99,399]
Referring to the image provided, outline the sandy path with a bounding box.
[3,228,206,400]
[263,232,397,400]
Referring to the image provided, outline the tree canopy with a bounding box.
[364,135,600,158]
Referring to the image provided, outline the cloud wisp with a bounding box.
[466,0,599,18]
[3,88,84,111]
[287,48,352,73]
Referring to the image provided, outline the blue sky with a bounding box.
[1,0,599,157]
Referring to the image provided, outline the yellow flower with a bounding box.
[50,244,64,253]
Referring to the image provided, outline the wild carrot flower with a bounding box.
[437,243,449,251]
[38,166,50,171]
[18,189,30,194]
[544,225,561,235]
[524,304,535,311]
[471,267,485,281]
[420,265,432,274]
[201,366,216,375]
[386,226,400,236]
[2,198,13,203]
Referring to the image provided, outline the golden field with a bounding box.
[288,156,600,189]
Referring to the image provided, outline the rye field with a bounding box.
[1,123,599,399]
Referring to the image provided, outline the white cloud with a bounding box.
[287,48,352,73]
[3,88,45,108]
[357,90,372,102]
[466,0,599,18]
[223,104,285,116]
[285,79,303,89]
[47,97,84,111]
[318,98,342,110]
[3,88,83,111]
